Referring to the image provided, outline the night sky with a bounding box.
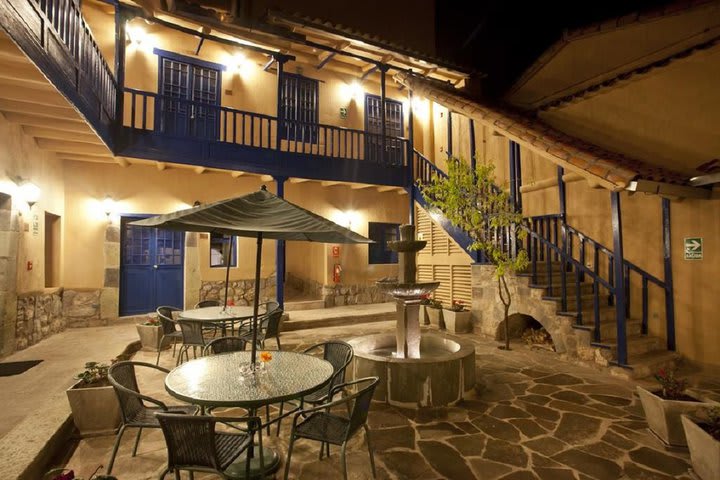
[435,0,681,97]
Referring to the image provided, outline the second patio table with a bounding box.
[178,305,256,336]
[164,350,334,477]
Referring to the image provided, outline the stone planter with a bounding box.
[66,380,121,437]
[420,305,430,325]
[426,307,444,329]
[443,309,472,334]
[682,413,720,480]
[136,323,162,351]
[637,386,709,447]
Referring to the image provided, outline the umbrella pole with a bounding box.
[250,232,263,366]
[223,236,234,310]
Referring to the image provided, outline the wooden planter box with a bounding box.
[136,323,162,351]
[682,413,720,480]
[637,386,709,447]
[443,310,472,334]
[66,380,121,437]
[426,307,444,330]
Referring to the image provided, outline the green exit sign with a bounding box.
[684,237,703,260]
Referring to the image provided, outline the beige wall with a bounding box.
[0,113,65,294]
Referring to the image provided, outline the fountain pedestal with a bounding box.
[349,224,476,408]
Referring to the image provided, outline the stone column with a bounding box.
[100,223,120,323]
[0,194,19,356]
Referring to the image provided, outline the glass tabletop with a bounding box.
[179,305,256,322]
[165,351,334,408]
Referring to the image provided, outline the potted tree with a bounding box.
[637,367,710,447]
[425,298,444,329]
[443,299,472,334]
[136,316,162,351]
[66,362,121,437]
[682,406,720,480]
[420,156,528,350]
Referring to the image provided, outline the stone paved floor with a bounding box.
[65,320,720,480]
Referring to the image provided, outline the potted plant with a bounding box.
[136,316,162,351]
[443,299,472,334]
[420,156,528,350]
[66,361,121,437]
[637,367,710,447]
[425,298,444,329]
[682,406,720,480]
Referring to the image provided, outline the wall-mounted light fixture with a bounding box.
[102,196,116,222]
[125,23,148,46]
[14,179,40,212]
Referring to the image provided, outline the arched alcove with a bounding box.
[494,313,555,350]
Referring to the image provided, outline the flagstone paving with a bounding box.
[62,319,720,480]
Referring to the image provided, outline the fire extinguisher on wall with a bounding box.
[333,263,342,283]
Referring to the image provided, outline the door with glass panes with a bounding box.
[119,216,184,316]
[365,95,403,165]
[157,57,220,139]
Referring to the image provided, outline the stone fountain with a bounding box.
[348,225,476,408]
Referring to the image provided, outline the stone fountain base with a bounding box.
[348,332,476,408]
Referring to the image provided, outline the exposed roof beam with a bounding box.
[397,189,408,195]
[0,85,69,107]
[626,180,711,200]
[35,139,110,156]
[689,172,720,187]
[376,185,397,193]
[260,174,274,182]
[22,127,102,144]
[194,166,206,174]
[1,112,88,132]
[0,63,52,86]
[321,181,342,187]
[263,57,276,71]
[157,162,167,171]
[350,184,374,190]
[58,155,115,164]
[289,177,309,183]
[231,171,244,178]
[0,99,78,119]
[116,157,130,167]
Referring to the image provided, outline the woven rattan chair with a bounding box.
[106,361,198,475]
[156,306,182,365]
[177,319,208,365]
[194,299,223,336]
[283,377,379,480]
[238,308,284,351]
[203,336,248,355]
[157,412,264,480]
[274,340,353,435]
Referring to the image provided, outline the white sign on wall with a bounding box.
[32,214,40,237]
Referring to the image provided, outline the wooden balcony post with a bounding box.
[380,64,390,165]
[275,55,288,150]
[662,198,676,350]
[114,5,128,131]
[611,191,628,366]
[407,89,415,225]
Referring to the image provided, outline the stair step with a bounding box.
[558,305,619,323]
[598,335,663,357]
[623,350,682,380]
[282,303,396,331]
[542,293,611,307]
[284,299,325,311]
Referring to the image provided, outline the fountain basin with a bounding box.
[375,280,440,299]
[348,333,476,408]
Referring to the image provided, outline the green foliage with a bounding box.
[420,156,529,279]
[447,299,468,312]
[74,361,109,385]
[426,298,443,309]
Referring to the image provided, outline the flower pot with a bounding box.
[426,307,444,329]
[682,413,720,480]
[637,386,709,447]
[136,323,162,351]
[443,309,472,334]
[66,379,121,437]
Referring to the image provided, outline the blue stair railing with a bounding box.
[413,152,676,367]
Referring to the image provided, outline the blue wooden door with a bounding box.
[365,95,403,165]
[119,216,184,316]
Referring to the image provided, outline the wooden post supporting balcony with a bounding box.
[611,192,628,366]
[407,89,415,225]
[275,56,288,150]
[114,5,127,136]
[380,64,389,165]
[662,198,676,350]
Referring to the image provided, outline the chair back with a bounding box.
[261,300,280,315]
[195,299,221,308]
[108,362,145,424]
[344,377,380,439]
[157,306,179,335]
[178,320,206,347]
[204,336,247,355]
[157,413,221,471]
[303,341,353,397]
[259,309,283,340]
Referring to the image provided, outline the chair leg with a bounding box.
[131,427,143,456]
[189,472,194,480]
[364,423,376,478]
[106,424,127,474]
[156,336,163,366]
[174,470,181,480]
[276,337,281,350]
[157,467,169,480]
[265,404,271,435]
[276,402,284,436]
[283,434,296,480]
[341,442,348,480]
[172,338,177,357]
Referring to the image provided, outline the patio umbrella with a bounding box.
[130,186,372,365]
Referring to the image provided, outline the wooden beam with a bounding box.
[377,185,396,193]
[34,139,110,156]
[0,85,68,107]
[58,155,115,164]
[350,183,374,190]
[194,166,206,174]
[0,63,52,86]
[0,77,55,93]
[397,189,408,195]
[321,181,342,187]
[0,99,79,120]
[260,174,274,182]
[1,112,89,132]
[519,176,558,193]
[116,157,130,167]
[626,180,712,200]
[22,126,101,144]
[157,162,167,171]
[231,171,244,178]
[289,177,309,183]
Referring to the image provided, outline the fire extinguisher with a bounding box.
[333,264,342,283]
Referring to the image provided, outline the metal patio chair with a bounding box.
[283,377,380,480]
[157,412,264,480]
[194,299,223,337]
[155,306,182,366]
[238,308,284,351]
[106,361,198,475]
[177,319,208,365]
[203,336,248,356]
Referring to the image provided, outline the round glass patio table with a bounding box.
[179,305,256,336]
[165,351,334,478]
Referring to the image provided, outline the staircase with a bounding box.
[413,150,679,378]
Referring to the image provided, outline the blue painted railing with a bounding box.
[0,0,117,144]
[123,88,408,166]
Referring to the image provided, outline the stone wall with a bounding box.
[286,273,323,299]
[321,283,392,307]
[199,276,277,305]
[15,289,64,350]
[472,265,599,362]
[63,289,103,327]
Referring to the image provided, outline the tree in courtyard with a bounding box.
[420,156,529,350]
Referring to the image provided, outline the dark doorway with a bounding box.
[364,94,404,165]
[44,212,61,287]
